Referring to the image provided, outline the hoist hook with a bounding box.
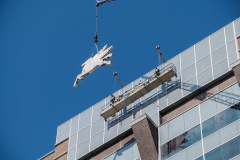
[94,32,98,44]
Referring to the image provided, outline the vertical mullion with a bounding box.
[233,21,239,59]
[103,98,107,143]
[179,54,183,98]
[75,115,80,160]
[67,119,73,160]
[209,36,214,80]
[224,27,230,70]
[193,45,198,87]
[140,77,142,116]
[56,126,59,145]
[198,105,205,160]
[88,107,93,152]
[132,82,134,121]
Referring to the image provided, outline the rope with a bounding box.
[90,43,99,57]
[96,7,98,33]
[91,45,95,57]
[114,76,117,92]
[158,52,163,70]
[158,53,161,68]
[91,6,99,57]
[95,43,98,52]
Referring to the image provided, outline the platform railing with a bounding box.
[100,63,177,116]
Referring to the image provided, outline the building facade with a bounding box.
[39,17,240,160]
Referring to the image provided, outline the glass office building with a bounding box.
[39,18,240,160]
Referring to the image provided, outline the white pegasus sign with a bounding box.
[74,44,114,88]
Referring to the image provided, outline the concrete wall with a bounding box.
[39,139,69,160]
[131,114,158,160]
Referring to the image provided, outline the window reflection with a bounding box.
[202,102,240,138]
[205,146,222,160]
[104,141,140,160]
[205,136,240,160]
[235,103,240,118]
[195,156,203,160]
[161,125,201,159]
[222,136,240,160]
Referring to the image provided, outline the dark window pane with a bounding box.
[161,125,201,159]
[221,136,240,160]
[202,105,239,138]
[195,156,203,160]
[235,103,240,119]
[202,117,218,137]
[185,125,201,146]
[205,136,240,160]
[218,107,236,126]
[161,142,169,160]
[205,146,222,160]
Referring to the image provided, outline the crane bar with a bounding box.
[156,45,166,63]
[101,63,177,120]
[113,72,124,88]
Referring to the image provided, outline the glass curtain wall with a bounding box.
[160,83,240,160]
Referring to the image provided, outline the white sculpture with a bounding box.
[74,44,114,88]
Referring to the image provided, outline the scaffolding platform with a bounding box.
[101,63,177,120]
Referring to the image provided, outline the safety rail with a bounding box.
[100,63,177,120]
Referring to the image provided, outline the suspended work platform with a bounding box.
[101,63,177,120]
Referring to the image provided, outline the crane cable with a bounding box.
[158,51,163,70]
[114,76,117,92]
[96,6,98,35]
[91,6,99,57]
[95,6,99,52]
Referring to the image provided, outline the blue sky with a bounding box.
[0,0,239,159]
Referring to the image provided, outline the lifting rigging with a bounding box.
[113,72,124,88]
[73,0,115,88]
[96,0,115,7]
[156,45,166,63]
[93,0,115,52]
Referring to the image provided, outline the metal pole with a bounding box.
[113,72,124,88]
[156,45,166,63]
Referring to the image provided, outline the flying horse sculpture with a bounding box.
[73,44,114,88]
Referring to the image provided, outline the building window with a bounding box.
[202,102,240,138]
[161,125,201,159]
[205,135,240,160]
[103,141,140,160]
